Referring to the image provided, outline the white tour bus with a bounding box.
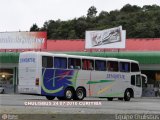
[18,51,147,101]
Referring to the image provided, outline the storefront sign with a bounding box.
[0,32,47,49]
[85,26,126,48]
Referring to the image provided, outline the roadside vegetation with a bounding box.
[30,4,160,39]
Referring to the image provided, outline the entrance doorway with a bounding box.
[0,68,14,93]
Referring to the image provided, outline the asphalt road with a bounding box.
[0,94,160,120]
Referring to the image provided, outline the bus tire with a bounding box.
[74,88,85,100]
[64,87,74,100]
[57,97,65,100]
[107,98,113,101]
[118,98,123,101]
[46,96,55,100]
[124,90,131,101]
[1,89,5,94]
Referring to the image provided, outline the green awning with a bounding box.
[0,51,160,64]
[66,52,160,64]
[0,52,19,63]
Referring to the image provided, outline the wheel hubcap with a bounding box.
[66,90,72,99]
[127,92,130,97]
[77,91,83,99]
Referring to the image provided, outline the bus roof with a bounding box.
[20,51,138,63]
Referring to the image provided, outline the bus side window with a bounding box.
[131,63,140,72]
[54,57,67,69]
[68,58,81,69]
[42,56,53,68]
[136,75,141,87]
[107,61,118,72]
[119,62,130,72]
[131,75,135,85]
[95,60,106,71]
[82,59,94,70]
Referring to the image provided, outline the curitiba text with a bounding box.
[24,101,102,106]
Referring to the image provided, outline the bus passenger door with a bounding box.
[131,74,142,97]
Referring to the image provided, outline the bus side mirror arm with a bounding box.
[141,74,148,84]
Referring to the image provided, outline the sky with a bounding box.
[0,0,159,32]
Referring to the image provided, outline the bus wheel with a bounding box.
[118,98,123,101]
[107,98,113,101]
[46,96,55,100]
[124,90,131,101]
[75,88,85,100]
[64,88,74,100]
[57,97,65,100]
[1,89,5,94]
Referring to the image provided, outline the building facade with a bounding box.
[0,38,160,96]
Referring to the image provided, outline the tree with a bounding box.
[87,6,97,18]
[30,24,39,31]
[68,30,77,39]
[143,4,160,11]
[121,4,141,12]
[98,11,109,19]
[75,17,88,38]
[29,4,160,39]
